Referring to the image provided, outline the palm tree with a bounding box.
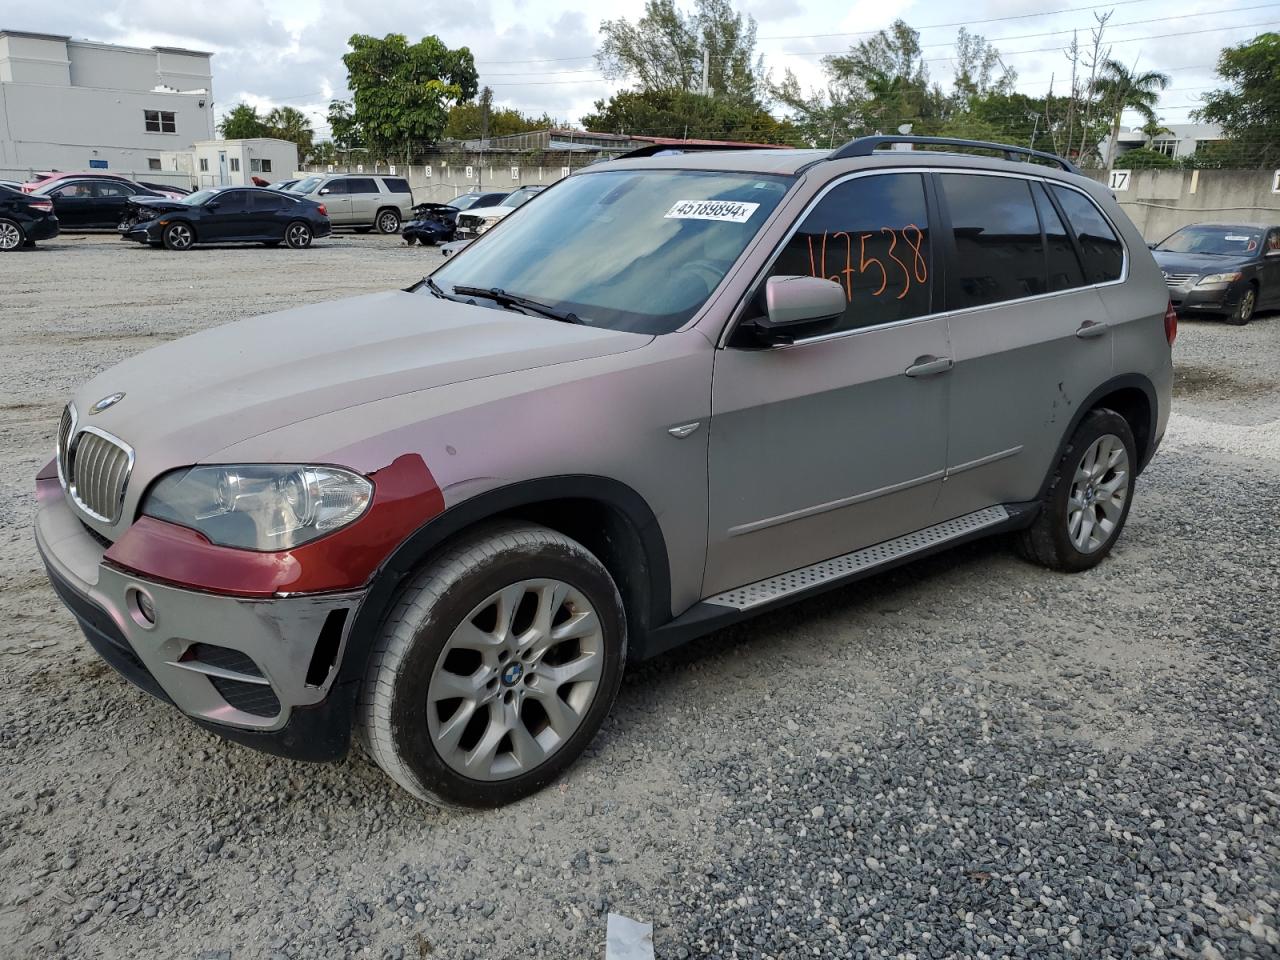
[1092,58,1170,169]
[263,106,315,168]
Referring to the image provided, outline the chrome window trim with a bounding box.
[66,425,136,525]
[717,165,1130,349]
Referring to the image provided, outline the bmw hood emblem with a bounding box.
[89,392,125,414]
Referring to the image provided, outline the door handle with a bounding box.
[904,355,954,378]
[1075,320,1109,339]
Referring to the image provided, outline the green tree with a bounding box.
[1091,59,1170,169]
[326,99,363,150]
[597,0,762,101]
[340,33,478,155]
[1115,146,1176,169]
[262,106,314,165]
[1195,32,1280,168]
[306,140,337,166]
[217,103,268,139]
[580,88,796,142]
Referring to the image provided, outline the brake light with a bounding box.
[317,204,327,217]
[29,200,53,213]
[1164,299,1178,346]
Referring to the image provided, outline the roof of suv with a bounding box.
[599,145,1090,184]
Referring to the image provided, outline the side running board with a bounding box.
[705,506,1011,611]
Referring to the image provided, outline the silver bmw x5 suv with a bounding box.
[36,136,1174,808]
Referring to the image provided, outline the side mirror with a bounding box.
[759,275,847,330]
[1147,241,1158,249]
[205,201,220,210]
[319,187,330,195]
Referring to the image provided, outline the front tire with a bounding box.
[1225,284,1257,325]
[162,221,194,251]
[284,221,312,249]
[376,208,401,234]
[0,218,26,251]
[1017,409,1137,572]
[359,523,627,808]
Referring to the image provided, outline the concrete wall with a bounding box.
[302,150,602,203]
[1085,168,1280,241]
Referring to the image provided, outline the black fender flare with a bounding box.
[335,474,672,688]
[1035,372,1160,502]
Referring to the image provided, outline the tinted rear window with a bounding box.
[345,178,378,194]
[383,178,411,194]
[941,174,1045,308]
[1032,182,1085,292]
[1051,185,1123,284]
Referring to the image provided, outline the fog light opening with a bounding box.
[127,587,157,628]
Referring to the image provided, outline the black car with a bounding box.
[402,191,507,246]
[1151,222,1280,325]
[0,184,59,251]
[31,177,167,229]
[119,185,332,250]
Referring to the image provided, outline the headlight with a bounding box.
[142,465,372,551]
[1196,272,1243,285]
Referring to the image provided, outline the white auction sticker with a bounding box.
[664,200,760,223]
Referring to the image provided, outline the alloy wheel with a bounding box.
[1067,433,1130,554]
[427,578,603,781]
[378,212,400,233]
[1239,289,1256,322]
[287,223,311,248]
[167,224,192,250]
[0,221,21,250]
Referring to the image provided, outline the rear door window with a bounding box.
[940,174,1045,308]
[321,179,348,195]
[345,178,378,194]
[760,172,933,334]
[249,191,285,212]
[1032,182,1086,292]
[383,178,411,194]
[1050,186,1124,284]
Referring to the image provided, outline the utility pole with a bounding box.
[478,86,492,192]
[701,47,710,97]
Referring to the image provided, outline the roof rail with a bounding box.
[828,135,1079,174]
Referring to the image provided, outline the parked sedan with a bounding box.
[120,186,331,250]
[0,184,59,251]
[31,177,166,229]
[1152,222,1280,325]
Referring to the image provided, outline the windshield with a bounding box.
[182,189,218,205]
[499,189,541,209]
[291,176,322,194]
[1156,225,1264,256]
[452,194,483,210]
[431,169,792,334]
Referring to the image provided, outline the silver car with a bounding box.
[36,137,1174,808]
[289,173,412,234]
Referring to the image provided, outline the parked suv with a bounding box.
[288,174,412,233]
[36,137,1173,808]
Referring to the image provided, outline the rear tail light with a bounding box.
[29,200,53,213]
[317,204,327,217]
[1164,299,1178,346]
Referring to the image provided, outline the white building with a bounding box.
[1107,122,1226,161]
[0,29,213,177]
[186,138,299,187]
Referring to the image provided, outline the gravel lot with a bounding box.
[1,233,1278,960]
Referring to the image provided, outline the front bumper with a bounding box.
[35,482,366,760]
[1168,280,1247,315]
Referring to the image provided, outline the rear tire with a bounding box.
[284,220,312,249]
[404,235,417,245]
[162,221,194,251]
[1225,284,1257,325]
[1016,409,1137,572]
[0,218,25,251]
[358,522,627,808]
[376,208,401,234]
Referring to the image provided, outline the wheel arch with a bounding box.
[1036,373,1159,502]
[338,475,672,687]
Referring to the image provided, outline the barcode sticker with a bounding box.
[664,200,760,223]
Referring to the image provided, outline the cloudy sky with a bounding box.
[19,0,1278,138]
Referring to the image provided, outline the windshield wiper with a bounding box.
[449,285,583,324]
[423,277,463,301]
